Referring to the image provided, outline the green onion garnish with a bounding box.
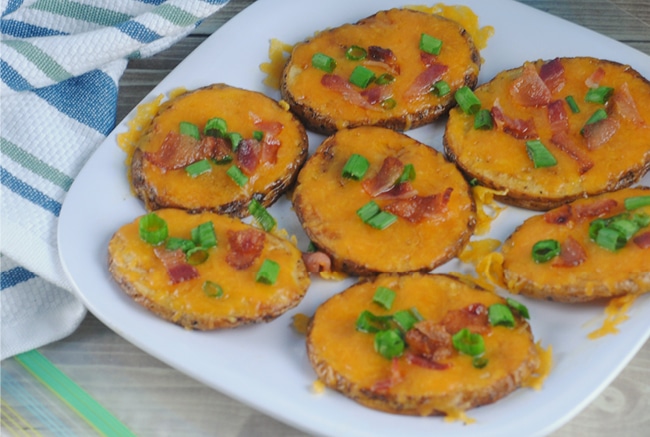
[345,45,367,61]
[179,121,200,139]
[204,117,228,137]
[372,286,396,310]
[432,80,451,97]
[355,310,392,333]
[473,108,493,130]
[342,154,370,180]
[625,195,650,211]
[454,86,481,115]
[419,33,443,55]
[191,221,217,249]
[565,95,580,113]
[381,98,397,110]
[185,159,212,177]
[367,211,397,230]
[506,297,530,319]
[589,218,607,241]
[349,65,376,89]
[226,165,248,187]
[452,328,485,356]
[248,199,276,232]
[531,239,560,263]
[582,108,608,133]
[312,52,336,73]
[585,86,614,104]
[526,140,557,168]
[376,73,396,85]
[374,329,405,359]
[139,213,168,245]
[227,132,243,151]
[256,259,280,285]
[472,356,489,369]
[203,281,224,298]
[253,130,264,141]
[186,246,209,265]
[166,237,195,252]
[392,309,420,332]
[397,163,416,184]
[488,303,515,328]
[357,201,381,222]
[595,227,627,251]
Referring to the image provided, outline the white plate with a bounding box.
[58,1,650,436]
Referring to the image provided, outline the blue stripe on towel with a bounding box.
[2,0,24,16]
[0,19,68,38]
[1,266,37,290]
[1,167,62,216]
[116,20,161,43]
[1,59,33,91]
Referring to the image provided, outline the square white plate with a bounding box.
[58,1,650,436]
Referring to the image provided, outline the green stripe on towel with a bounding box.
[154,4,199,27]
[29,0,131,26]
[1,40,72,83]
[14,350,137,437]
[1,138,74,191]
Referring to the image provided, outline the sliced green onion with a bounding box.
[227,132,243,151]
[488,303,515,328]
[372,286,396,310]
[506,297,530,319]
[526,140,557,168]
[186,246,209,265]
[469,177,479,187]
[595,227,627,251]
[185,159,212,177]
[473,108,493,130]
[454,86,481,115]
[248,199,277,232]
[255,259,280,285]
[203,281,224,298]
[432,80,451,97]
[357,201,381,223]
[397,163,416,184]
[166,237,195,252]
[345,45,367,61]
[585,86,614,104]
[179,121,200,139]
[374,329,405,359]
[589,218,607,241]
[531,239,560,263]
[342,154,370,180]
[472,356,489,369]
[624,195,650,211]
[204,117,228,137]
[565,95,580,113]
[312,52,336,73]
[582,108,608,133]
[420,33,443,55]
[355,310,392,333]
[252,130,264,141]
[381,98,397,110]
[191,222,217,249]
[610,218,640,240]
[226,165,248,187]
[376,73,395,85]
[409,306,425,322]
[633,213,650,228]
[139,213,168,245]
[392,309,420,332]
[349,65,376,89]
[452,328,485,356]
[366,211,397,230]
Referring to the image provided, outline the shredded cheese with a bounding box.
[523,342,553,390]
[311,379,326,394]
[319,271,348,281]
[259,38,295,89]
[459,238,501,265]
[588,294,637,339]
[472,186,508,235]
[292,313,311,335]
[443,408,476,425]
[448,271,496,292]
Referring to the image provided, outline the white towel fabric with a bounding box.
[1,0,231,360]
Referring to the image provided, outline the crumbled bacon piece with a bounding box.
[384,188,453,223]
[572,198,619,220]
[153,247,199,284]
[226,229,265,270]
[585,67,605,88]
[405,351,451,370]
[405,320,453,363]
[367,45,400,74]
[552,236,587,268]
[375,181,418,200]
[361,157,404,197]
[491,103,538,139]
[371,358,405,392]
[321,74,382,111]
[547,100,594,174]
[145,131,223,171]
[632,231,650,249]
[582,116,620,150]
[510,63,552,107]
[544,204,573,225]
[404,62,448,100]
[539,58,566,94]
[236,138,261,175]
[611,82,646,127]
[440,303,491,335]
[360,85,393,105]
[302,251,332,274]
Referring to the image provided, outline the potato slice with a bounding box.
[281,8,481,134]
[307,273,540,416]
[108,209,310,329]
[131,83,308,217]
[502,187,650,302]
[292,126,475,275]
[444,57,650,210]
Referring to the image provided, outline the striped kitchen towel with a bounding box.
[1,0,231,360]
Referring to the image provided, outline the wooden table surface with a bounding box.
[10,1,650,436]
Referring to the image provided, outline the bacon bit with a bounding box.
[632,231,650,249]
[552,236,587,268]
[145,131,218,171]
[226,229,265,270]
[491,103,538,139]
[236,138,261,175]
[302,251,332,274]
[544,204,573,225]
[321,74,382,111]
[405,321,453,362]
[254,118,284,137]
[361,157,404,197]
[585,67,605,88]
[375,181,418,200]
[611,82,646,127]
[261,135,281,165]
[582,116,620,150]
[572,198,619,220]
[153,247,200,284]
[419,51,438,68]
[384,188,453,223]
[547,100,594,173]
[360,85,393,105]
[510,63,552,107]
[539,58,566,94]
[441,303,491,335]
[405,351,451,370]
[372,358,405,392]
[404,62,448,100]
[367,45,400,74]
